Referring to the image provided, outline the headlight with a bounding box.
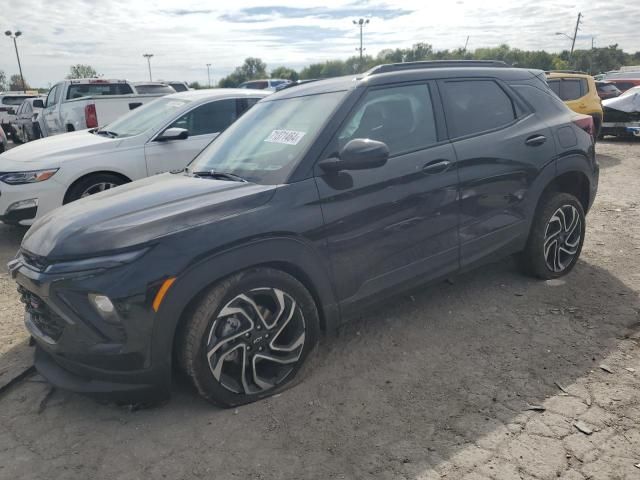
[42,248,149,274]
[0,168,59,185]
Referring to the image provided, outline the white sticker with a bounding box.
[264,129,306,145]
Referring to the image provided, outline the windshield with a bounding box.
[101,97,190,138]
[189,91,346,184]
[67,83,133,99]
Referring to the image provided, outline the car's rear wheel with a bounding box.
[179,268,319,407]
[519,192,586,279]
[64,173,127,204]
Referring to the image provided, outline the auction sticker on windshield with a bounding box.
[264,129,306,145]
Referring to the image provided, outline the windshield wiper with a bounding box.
[94,129,119,138]
[192,170,247,183]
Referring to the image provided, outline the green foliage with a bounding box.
[217,44,640,89]
[9,74,29,90]
[188,81,204,89]
[66,64,98,79]
[270,66,299,82]
[0,70,7,91]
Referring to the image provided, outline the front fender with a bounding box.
[151,235,340,369]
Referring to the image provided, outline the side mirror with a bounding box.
[318,138,389,172]
[156,127,189,141]
[32,99,44,109]
[7,108,15,115]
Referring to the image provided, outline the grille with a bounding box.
[18,286,65,342]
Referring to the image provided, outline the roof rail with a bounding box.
[365,60,510,76]
[545,70,588,75]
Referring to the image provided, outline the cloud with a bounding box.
[159,9,213,16]
[220,5,412,23]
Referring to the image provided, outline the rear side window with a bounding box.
[548,79,584,101]
[67,83,134,99]
[135,84,175,94]
[2,96,34,106]
[241,81,268,90]
[169,83,188,92]
[336,83,438,156]
[441,80,516,138]
[236,97,260,117]
[170,99,238,136]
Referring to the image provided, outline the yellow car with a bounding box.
[546,71,603,136]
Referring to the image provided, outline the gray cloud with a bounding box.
[159,9,213,16]
[220,5,412,23]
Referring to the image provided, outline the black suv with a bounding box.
[10,61,598,407]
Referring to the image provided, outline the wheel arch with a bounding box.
[63,170,133,204]
[540,169,591,214]
[154,237,341,371]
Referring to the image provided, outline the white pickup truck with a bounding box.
[39,79,170,137]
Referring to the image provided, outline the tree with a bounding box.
[9,74,29,91]
[218,58,268,87]
[0,70,7,91]
[188,81,203,89]
[67,64,98,79]
[270,66,299,82]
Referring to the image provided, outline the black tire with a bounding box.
[64,173,127,204]
[519,192,586,279]
[178,268,320,407]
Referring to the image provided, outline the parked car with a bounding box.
[239,78,291,91]
[39,79,167,137]
[0,89,268,226]
[0,124,7,153]
[11,97,46,143]
[595,81,622,100]
[132,82,176,95]
[603,78,640,93]
[546,71,603,137]
[167,81,190,92]
[0,91,41,138]
[9,61,598,407]
[601,86,640,137]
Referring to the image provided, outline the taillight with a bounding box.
[85,104,98,128]
[573,115,594,138]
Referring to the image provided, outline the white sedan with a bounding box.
[0,88,268,225]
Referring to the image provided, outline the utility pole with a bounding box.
[4,31,26,92]
[206,63,212,88]
[352,18,370,68]
[143,53,154,81]
[463,36,470,53]
[569,12,582,62]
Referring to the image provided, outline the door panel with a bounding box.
[144,134,218,175]
[439,79,556,267]
[315,82,460,310]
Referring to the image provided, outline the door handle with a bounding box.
[525,134,547,146]
[422,160,451,175]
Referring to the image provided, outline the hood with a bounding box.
[602,90,640,113]
[0,130,116,167]
[22,173,277,259]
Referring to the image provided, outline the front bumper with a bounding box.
[9,251,174,403]
[0,179,65,226]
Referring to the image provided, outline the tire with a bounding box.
[519,192,586,279]
[64,173,127,204]
[178,268,320,407]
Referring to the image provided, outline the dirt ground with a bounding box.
[0,140,639,480]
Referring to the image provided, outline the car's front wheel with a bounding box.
[519,192,586,279]
[64,173,127,204]
[179,268,320,407]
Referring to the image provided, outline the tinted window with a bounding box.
[548,79,584,101]
[2,96,35,106]
[45,86,58,107]
[236,97,260,117]
[337,83,438,156]
[442,80,516,138]
[169,83,188,92]
[171,99,238,136]
[67,83,134,99]
[135,84,175,94]
[241,81,268,90]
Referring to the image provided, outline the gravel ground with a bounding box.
[0,140,639,480]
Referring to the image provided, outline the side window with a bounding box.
[170,99,238,136]
[581,79,590,95]
[560,79,583,100]
[548,80,560,96]
[442,80,516,138]
[335,83,438,156]
[236,97,260,117]
[45,85,58,108]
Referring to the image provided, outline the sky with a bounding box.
[1,0,639,88]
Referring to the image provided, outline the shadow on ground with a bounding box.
[1,256,638,479]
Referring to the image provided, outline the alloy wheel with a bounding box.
[80,182,119,197]
[206,288,306,395]
[543,205,582,273]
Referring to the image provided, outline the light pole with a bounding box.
[555,12,582,65]
[352,18,370,69]
[206,63,212,88]
[143,53,154,81]
[4,30,26,92]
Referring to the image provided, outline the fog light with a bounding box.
[89,294,115,314]
[7,198,38,212]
